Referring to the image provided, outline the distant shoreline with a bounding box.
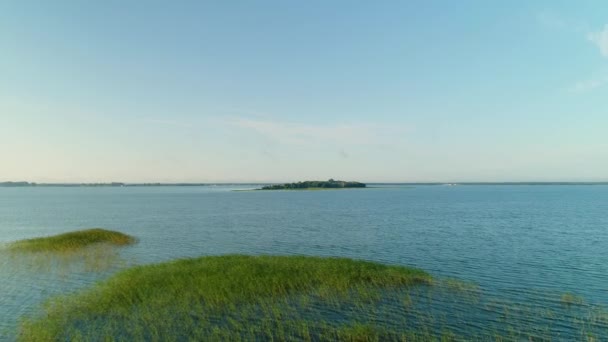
[1,181,607,187]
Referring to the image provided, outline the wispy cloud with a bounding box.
[227,117,408,148]
[536,11,589,32]
[568,24,608,93]
[569,74,608,93]
[537,11,567,30]
[142,118,193,128]
[588,25,608,58]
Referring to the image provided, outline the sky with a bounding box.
[1,1,607,183]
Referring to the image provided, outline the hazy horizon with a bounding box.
[2,179,608,185]
[2,1,607,183]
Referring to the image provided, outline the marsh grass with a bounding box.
[438,278,480,293]
[7,228,136,253]
[3,229,136,274]
[16,254,608,341]
[561,292,585,306]
[19,255,432,341]
[2,245,132,276]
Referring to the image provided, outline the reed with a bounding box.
[8,228,136,253]
[17,254,608,341]
[561,292,585,306]
[19,255,431,341]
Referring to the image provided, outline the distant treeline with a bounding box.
[261,179,366,190]
[0,182,127,187]
[0,181,35,187]
[0,182,210,187]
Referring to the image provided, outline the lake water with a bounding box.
[1,185,607,340]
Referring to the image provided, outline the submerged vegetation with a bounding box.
[260,179,366,190]
[8,228,136,253]
[14,253,608,340]
[2,229,136,274]
[5,233,606,341]
[19,255,432,341]
[561,292,585,306]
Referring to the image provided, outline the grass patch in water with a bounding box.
[19,255,432,341]
[8,228,136,253]
[2,229,136,274]
[561,292,585,306]
[16,254,608,340]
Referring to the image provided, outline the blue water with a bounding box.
[1,185,607,339]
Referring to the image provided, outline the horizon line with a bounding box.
[2,181,608,186]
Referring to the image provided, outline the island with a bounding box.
[259,179,366,190]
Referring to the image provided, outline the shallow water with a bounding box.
[1,185,607,339]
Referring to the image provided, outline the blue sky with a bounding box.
[1,1,607,182]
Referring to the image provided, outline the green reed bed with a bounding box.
[17,253,608,341]
[7,228,136,253]
[3,229,136,274]
[19,255,433,341]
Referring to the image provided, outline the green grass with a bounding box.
[19,255,432,341]
[8,228,136,253]
[561,292,585,306]
[15,254,608,340]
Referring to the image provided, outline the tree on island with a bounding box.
[260,179,366,190]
